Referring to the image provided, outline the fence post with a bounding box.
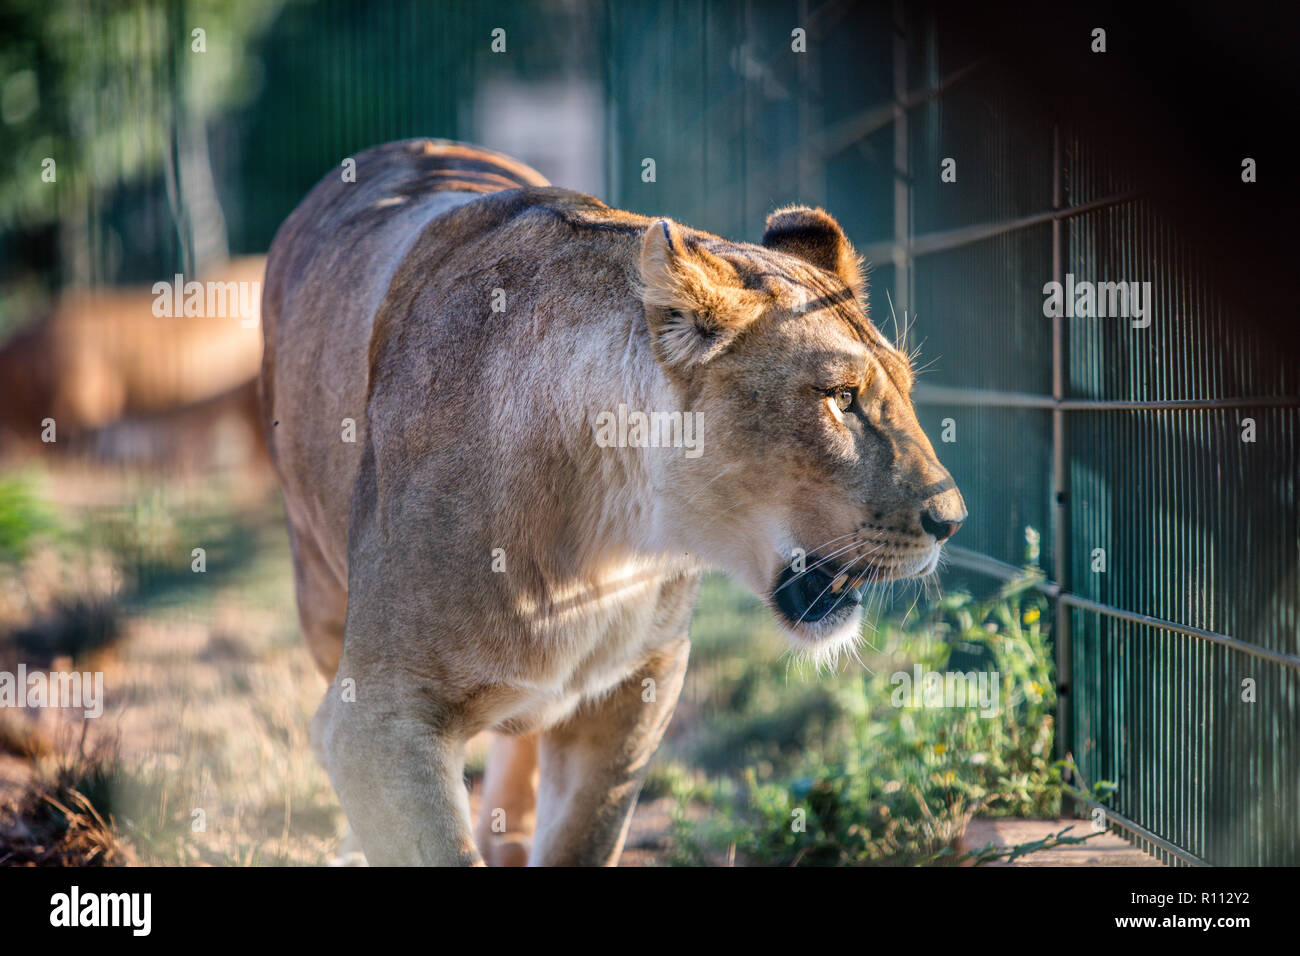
[1051,123,1073,779]
[891,0,912,319]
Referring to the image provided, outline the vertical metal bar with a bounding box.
[892,0,911,320]
[797,0,821,205]
[1052,123,1073,768]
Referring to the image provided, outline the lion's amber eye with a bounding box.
[834,389,854,412]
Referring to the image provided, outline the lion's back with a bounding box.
[259,140,553,570]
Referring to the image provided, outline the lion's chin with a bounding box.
[776,603,864,668]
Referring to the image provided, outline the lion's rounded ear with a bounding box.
[639,218,687,306]
[640,219,762,370]
[761,206,865,298]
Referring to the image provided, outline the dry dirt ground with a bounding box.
[0,464,337,864]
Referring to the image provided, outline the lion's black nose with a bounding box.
[920,508,964,542]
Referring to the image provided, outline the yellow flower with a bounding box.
[1024,607,1041,624]
[934,743,947,755]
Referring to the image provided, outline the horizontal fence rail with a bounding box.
[915,385,1300,412]
[944,545,1300,673]
[1070,796,1211,867]
[861,191,1140,263]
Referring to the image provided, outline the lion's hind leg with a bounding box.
[285,519,347,681]
[475,732,539,866]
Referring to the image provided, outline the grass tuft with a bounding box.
[0,731,134,866]
[659,539,1114,866]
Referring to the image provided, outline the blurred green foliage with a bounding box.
[0,473,55,564]
[0,0,290,334]
[0,0,282,230]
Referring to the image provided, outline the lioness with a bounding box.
[261,139,965,866]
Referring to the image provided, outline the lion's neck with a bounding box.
[542,307,696,578]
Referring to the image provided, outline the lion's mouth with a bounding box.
[771,564,864,626]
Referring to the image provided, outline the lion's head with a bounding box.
[639,207,966,656]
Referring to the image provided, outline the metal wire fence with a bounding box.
[885,11,1300,867]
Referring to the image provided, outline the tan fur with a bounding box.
[262,139,964,866]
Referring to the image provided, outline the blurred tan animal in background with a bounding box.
[0,256,267,467]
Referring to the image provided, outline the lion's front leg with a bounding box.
[529,636,690,866]
[315,672,482,866]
